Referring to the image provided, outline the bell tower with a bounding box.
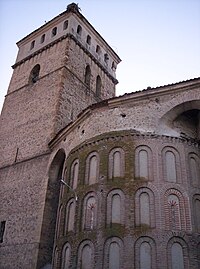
[0,3,121,268]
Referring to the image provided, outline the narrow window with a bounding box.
[81,245,92,268]
[62,244,71,269]
[84,65,91,87]
[168,195,181,230]
[0,221,6,243]
[113,151,121,177]
[96,45,101,54]
[86,35,91,45]
[71,160,79,190]
[40,34,45,43]
[52,27,57,37]
[85,196,96,230]
[104,53,109,63]
[140,193,150,226]
[171,243,184,269]
[109,242,120,269]
[29,64,40,84]
[189,157,199,186]
[63,20,68,30]
[30,40,35,50]
[111,194,121,223]
[88,155,97,184]
[111,61,116,71]
[66,200,75,232]
[166,151,177,182]
[140,242,151,269]
[96,75,101,97]
[77,25,82,35]
[194,198,200,231]
[138,150,148,179]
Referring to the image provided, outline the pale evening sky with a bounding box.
[0,0,200,112]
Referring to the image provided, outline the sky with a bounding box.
[0,0,200,112]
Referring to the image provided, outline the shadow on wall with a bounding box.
[158,100,200,140]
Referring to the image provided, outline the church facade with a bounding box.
[0,3,200,269]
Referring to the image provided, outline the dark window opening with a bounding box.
[86,35,91,45]
[96,45,101,54]
[104,53,109,63]
[0,221,6,243]
[52,27,57,37]
[96,75,101,97]
[84,65,91,87]
[29,64,40,84]
[40,34,45,43]
[63,20,68,30]
[77,25,82,35]
[30,40,35,50]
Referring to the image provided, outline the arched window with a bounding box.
[140,242,152,269]
[109,242,120,269]
[81,244,92,268]
[171,243,184,269]
[40,34,45,43]
[88,155,98,185]
[140,192,150,226]
[52,27,57,37]
[194,196,200,231]
[166,151,177,182]
[96,75,101,97]
[70,159,79,190]
[63,20,68,30]
[135,146,152,181]
[84,65,91,87]
[65,199,75,232]
[104,53,109,63]
[84,195,97,230]
[30,40,35,50]
[77,25,82,35]
[109,148,125,179]
[29,64,40,84]
[96,45,101,54]
[168,194,181,230]
[138,150,148,179]
[111,194,121,224]
[86,35,91,45]
[62,243,71,269]
[189,154,199,187]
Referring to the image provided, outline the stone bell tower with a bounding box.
[0,3,121,268]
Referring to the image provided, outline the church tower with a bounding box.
[0,3,121,268]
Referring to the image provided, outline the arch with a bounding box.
[65,198,76,233]
[135,237,156,269]
[107,189,125,225]
[77,25,82,35]
[188,153,200,187]
[158,100,200,139]
[77,240,95,269]
[135,188,155,228]
[96,75,101,98]
[193,194,200,232]
[109,147,125,179]
[30,40,35,50]
[61,243,71,269]
[96,45,101,54]
[167,237,189,269]
[85,152,99,185]
[63,20,68,30]
[70,159,79,189]
[84,65,91,87]
[82,192,98,230]
[162,147,181,183]
[40,34,45,43]
[135,145,153,181]
[164,189,187,231]
[86,35,91,45]
[52,27,57,37]
[37,149,65,268]
[104,237,123,269]
[29,64,40,84]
